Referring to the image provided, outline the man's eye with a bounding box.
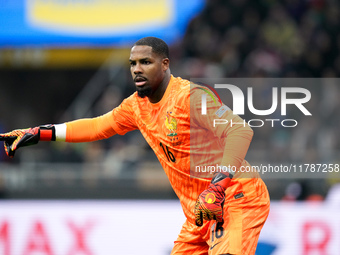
[144,61,151,65]
[130,62,135,66]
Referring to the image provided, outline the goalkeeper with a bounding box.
[0,37,269,255]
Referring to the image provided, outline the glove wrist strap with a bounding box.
[39,125,56,141]
[211,171,233,190]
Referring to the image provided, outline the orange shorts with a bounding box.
[171,182,270,255]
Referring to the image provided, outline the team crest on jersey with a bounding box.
[165,111,179,143]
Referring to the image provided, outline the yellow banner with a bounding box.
[27,0,172,33]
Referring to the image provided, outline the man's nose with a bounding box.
[133,63,143,74]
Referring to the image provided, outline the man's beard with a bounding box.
[136,86,152,98]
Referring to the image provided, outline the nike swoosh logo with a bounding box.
[214,175,224,182]
[209,241,222,250]
[212,174,227,184]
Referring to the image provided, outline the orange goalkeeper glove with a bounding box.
[194,171,233,227]
[0,125,55,158]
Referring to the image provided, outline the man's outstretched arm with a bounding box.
[0,125,57,158]
[0,112,117,158]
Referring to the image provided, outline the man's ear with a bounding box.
[162,58,170,71]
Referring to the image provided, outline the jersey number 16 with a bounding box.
[159,142,176,163]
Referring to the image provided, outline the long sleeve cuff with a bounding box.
[55,123,67,142]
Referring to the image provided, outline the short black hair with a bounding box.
[133,36,169,59]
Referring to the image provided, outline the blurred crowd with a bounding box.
[0,0,339,200]
[173,0,340,78]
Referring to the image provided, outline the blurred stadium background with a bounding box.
[0,0,340,254]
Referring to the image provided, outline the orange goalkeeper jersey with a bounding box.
[65,75,264,224]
